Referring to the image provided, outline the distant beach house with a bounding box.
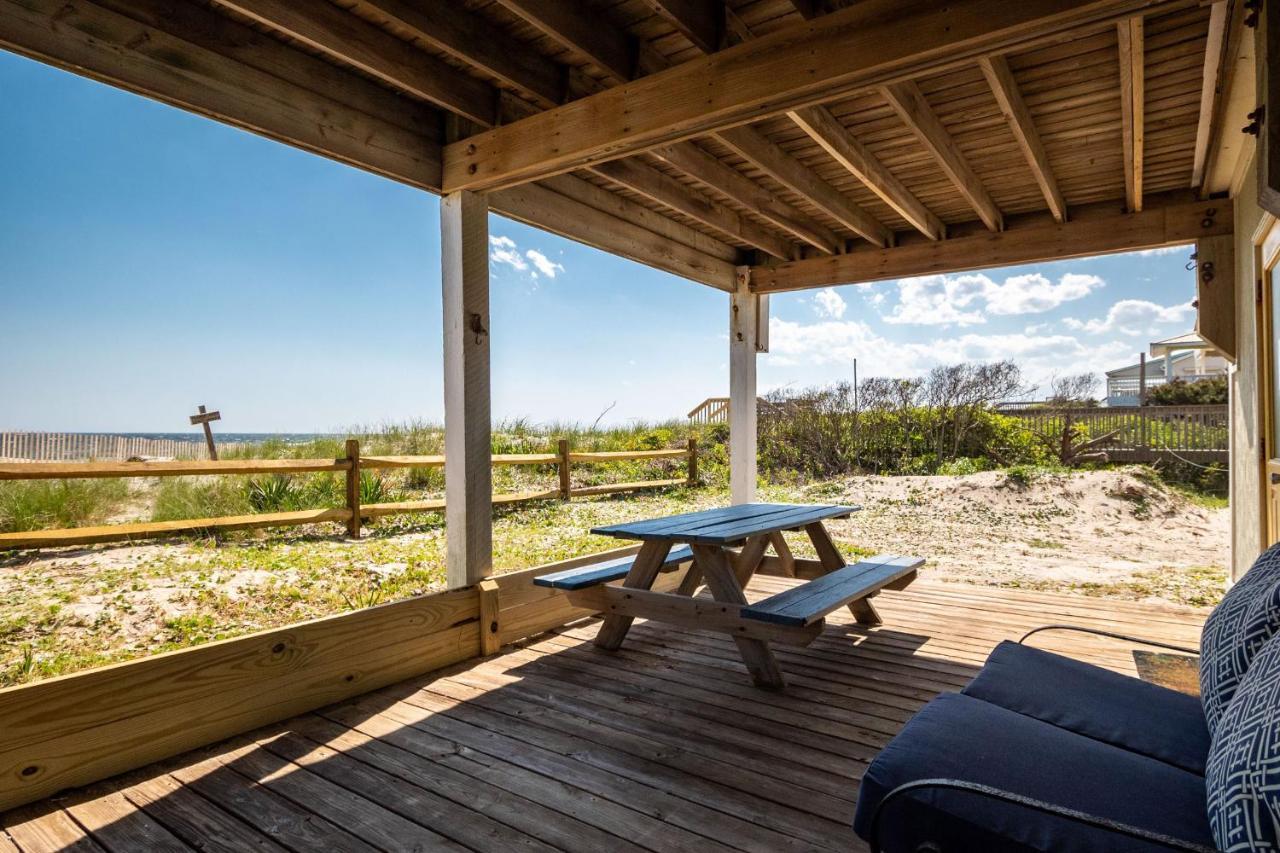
[1104,332,1228,406]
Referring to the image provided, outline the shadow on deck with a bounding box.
[0,579,1207,853]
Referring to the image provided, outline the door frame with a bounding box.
[1258,213,1280,544]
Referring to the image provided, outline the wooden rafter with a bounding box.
[1118,15,1145,212]
[642,0,724,55]
[215,0,497,126]
[357,0,565,108]
[716,125,891,246]
[880,81,1004,232]
[660,9,889,251]
[750,198,1229,294]
[591,158,796,259]
[788,105,945,240]
[652,143,842,254]
[494,0,636,83]
[787,0,824,20]
[442,0,1176,192]
[204,0,747,284]
[1191,1,1232,189]
[978,54,1067,223]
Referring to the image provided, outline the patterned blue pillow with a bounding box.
[1200,543,1280,734]
[1206,632,1280,852]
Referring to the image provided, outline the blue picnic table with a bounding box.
[542,503,924,689]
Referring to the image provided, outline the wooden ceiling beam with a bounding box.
[591,158,797,259]
[1190,1,1231,189]
[215,0,497,126]
[443,0,1178,192]
[493,0,636,83]
[0,0,443,188]
[1118,15,1145,211]
[715,125,891,246]
[880,81,1004,232]
[652,143,843,254]
[357,0,565,108]
[750,198,1231,294]
[788,105,945,240]
[496,181,737,289]
[978,54,1067,223]
[786,0,824,20]
[642,0,724,55]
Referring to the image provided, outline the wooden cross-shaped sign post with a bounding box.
[190,405,222,460]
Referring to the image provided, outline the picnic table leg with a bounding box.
[594,540,673,650]
[767,531,796,577]
[676,559,703,596]
[805,522,883,626]
[732,534,770,588]
[693,544,786,690]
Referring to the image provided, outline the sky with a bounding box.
[0,50,1200,433]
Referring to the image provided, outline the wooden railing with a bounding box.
[1000,404,1228,460]
[688,397,730,424]
[0,438,698,551]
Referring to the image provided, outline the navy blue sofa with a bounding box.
[852,544,1280,853]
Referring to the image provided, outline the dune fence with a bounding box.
[0,438,698,551]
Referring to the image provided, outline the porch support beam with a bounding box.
[749,198,1232,293]
[788,105,945,241]
[715,125,893,247]
[591,158,797,259]
[978,54,1067,223]
[441,191,493,589]
[442,0,1178,192]
[1118,15,1145,211]
[643,0,724,55]
[730,269,761,504]
[1190,1,1231,189]
[653,143,842,254]
[880,81,1004,232]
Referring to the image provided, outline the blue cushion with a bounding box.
[962,641,1209,775]
[853,693,1212,853]
[1200,543,1280,734]
[1206,632,1280,851]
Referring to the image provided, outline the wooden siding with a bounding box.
[0,579,1207,852]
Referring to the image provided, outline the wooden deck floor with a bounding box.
[0,579,1207,853]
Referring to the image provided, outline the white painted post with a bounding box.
[730,267,761,505]
[441,190,493,589]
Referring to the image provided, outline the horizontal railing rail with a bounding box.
[0,438,698,551]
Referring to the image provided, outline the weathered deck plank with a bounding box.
[0,580,1206,853]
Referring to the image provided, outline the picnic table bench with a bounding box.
[535,503,923,688]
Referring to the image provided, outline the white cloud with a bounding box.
[882,271,1103,326]
[1135,244,1192,257]
[1064,299,1195,336]
[812,288,847,319]
[984,272,1104,316]
[488,234,528,273]
[525,249,564,279]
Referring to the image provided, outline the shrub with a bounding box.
[0,479,129,532]
[152,477,251,522]
[246,475,297,512]
[1146,376,1227,406]
[937,457,988,476]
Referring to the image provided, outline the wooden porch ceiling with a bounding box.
[0,0,1241,291]
[0,580,1208,853]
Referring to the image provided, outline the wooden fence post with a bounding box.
[478,578,501,655]
[345,439,361,539]
[687,437,698,486]
[558,439,571,499]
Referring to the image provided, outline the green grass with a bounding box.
[0,479,130,533]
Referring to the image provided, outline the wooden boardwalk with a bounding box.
[0,580,1206,853]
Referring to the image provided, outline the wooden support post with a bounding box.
[730,267,759,505]
[189,406,222,461]
[441,190,493,589]
[478,578,501,655]
[686,437,698,485]
[558,438,572,499]
[344,438,361,539]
